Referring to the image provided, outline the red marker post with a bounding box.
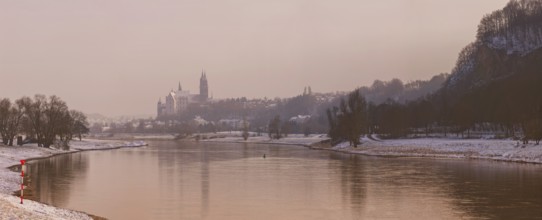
[20,160,25,204]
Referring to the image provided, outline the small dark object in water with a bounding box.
[263,154,266,158]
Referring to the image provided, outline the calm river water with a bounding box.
[23,141,542,219]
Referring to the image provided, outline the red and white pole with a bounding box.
[20,160,25,204]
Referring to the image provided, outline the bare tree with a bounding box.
[7,100,24,146]
[69,110,89,141]
[242,117,249,141]
[281,121,291,138]
[19,95,47,147]
[41,96,70,148]
[0,99,11,145]
[0,99,24,146]
[268,115,281,139]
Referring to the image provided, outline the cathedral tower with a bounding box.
[157,98,163,118]
[200,70,209,101]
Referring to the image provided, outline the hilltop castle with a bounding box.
[157,71,209,118]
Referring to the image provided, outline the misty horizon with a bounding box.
[1,0,509,116]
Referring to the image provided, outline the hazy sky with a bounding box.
[1,0,509,116]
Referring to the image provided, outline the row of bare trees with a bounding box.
[0,95,89,149]
[326,88,542,145]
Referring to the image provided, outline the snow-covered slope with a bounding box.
[486,27,542,56]
[445,0,542,89]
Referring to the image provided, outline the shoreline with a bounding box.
[198,132,329,148]
[310,145,542,165]
[314,137,542,165]
[199,133,542,165]
[0,139,147,220]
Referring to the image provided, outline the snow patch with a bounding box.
[486,27,542,56]
[328,138,542,164]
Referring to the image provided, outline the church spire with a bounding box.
[199,69,209,102]
[178,81,182,91]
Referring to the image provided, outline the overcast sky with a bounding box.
[1,0,509,116]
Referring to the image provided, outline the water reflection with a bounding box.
[200,144,209,218]
[332,153,367,218]
[438,160,542,219]
[24,153,89,207]
[23,141,542,219]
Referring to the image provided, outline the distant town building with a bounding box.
[200,72,209,101]
[193,116,209,126]
[157,70,210,118]
[289,115,311,124]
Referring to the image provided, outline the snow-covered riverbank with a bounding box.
[199,132,329,146]
[0,139,147,220]
[89,133,177,140]
[319,137,542,164]
[202,132,542,164]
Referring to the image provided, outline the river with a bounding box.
[22,140,542,219]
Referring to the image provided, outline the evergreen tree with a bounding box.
[345,89,367,147]
[326,89,368,147]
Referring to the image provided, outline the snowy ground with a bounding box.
[89,133,176,140]
[200,133,541,164]
[324,136,542,164]
[199,132,329,146]
[0,139,147,220]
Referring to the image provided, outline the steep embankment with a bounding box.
[434,0,542,128]
[444,0,542,95]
